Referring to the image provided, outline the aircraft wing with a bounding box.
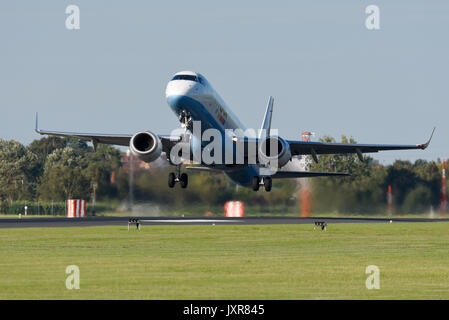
[35,128,132,146]
[34,114,180,153]
[287,128,435,161]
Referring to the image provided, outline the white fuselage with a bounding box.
[164,71,259,186]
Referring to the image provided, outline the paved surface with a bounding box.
[0,216,447,228]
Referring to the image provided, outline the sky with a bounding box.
[1,1,448,164]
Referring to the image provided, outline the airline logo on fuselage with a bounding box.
[215,105,228,125]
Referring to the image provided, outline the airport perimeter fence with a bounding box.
[0,201,113,216]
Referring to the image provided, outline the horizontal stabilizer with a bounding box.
[270,170,350,179]
[185,166,223,173]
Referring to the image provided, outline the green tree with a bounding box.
[412,160,441,207]
[28,137,67,172]
[309,135,382,213]
[402,185,433,213]
[385,160,419,212]
[85,145,121,200]
[0,139,37,202]
[38,147,90,201]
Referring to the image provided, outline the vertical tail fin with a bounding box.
[258,96,274,139]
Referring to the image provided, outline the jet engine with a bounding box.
[258,136,291,168]
[129,131,162,163]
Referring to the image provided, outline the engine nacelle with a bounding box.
[258,136,291,168]
[129,131,162,163]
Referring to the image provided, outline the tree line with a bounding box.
[310,136,444,214]
[0,136,446,215]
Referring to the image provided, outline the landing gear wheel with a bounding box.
[252,176,260,191]
[180,173,188,189]
[264,177,272,192]
[168,172,176,188]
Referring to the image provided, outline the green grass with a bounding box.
[1,222,449,299]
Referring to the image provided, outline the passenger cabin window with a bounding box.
[171,75,199,82]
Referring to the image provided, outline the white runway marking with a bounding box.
[140,219,244,223]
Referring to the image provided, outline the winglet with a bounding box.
[35,112,41,134]
[258,96,274,139]
[419,127,436,150]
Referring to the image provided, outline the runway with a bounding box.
[0,216,447,228]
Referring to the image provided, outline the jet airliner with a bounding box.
[35,71,434,192]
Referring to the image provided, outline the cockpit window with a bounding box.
[171,75,199,82]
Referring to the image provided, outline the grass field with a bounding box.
[1,222,449,299]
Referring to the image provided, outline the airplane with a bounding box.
[35,71,435,192]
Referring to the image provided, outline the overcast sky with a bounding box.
[1,1,447,164]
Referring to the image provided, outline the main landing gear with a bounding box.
[252,176,272,192]
[168,165,188,189]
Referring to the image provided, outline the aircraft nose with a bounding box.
[165,80,202,99]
